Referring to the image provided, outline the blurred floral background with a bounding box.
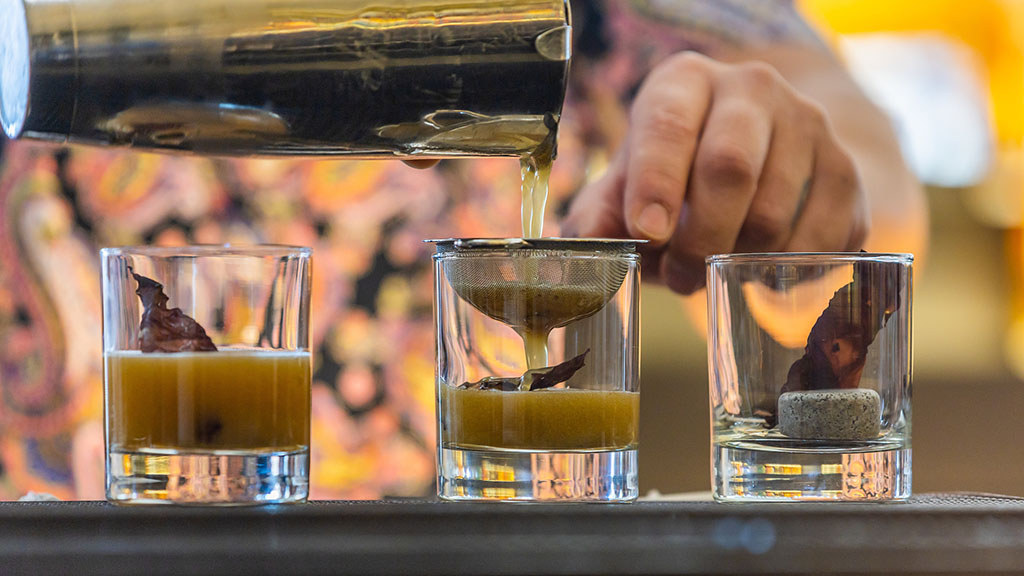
[0,140,598,498]
[6,0,1024,499]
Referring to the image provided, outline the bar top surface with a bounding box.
[3,493,1024,575]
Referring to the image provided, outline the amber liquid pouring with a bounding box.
[519,150,555,368]
[437,125,638,501]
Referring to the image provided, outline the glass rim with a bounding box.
[706,252,913,265]
[100,244,312,258]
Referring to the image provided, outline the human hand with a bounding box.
[402,159,440,169]
[563,51,870,294]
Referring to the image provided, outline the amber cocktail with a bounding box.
[106,350,310,452]
[432,238,641,502]
[101,245,311,505]
[439,387,638,451]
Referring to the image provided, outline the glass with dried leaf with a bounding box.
[101,245,311,505]
[431,238,641,502]
[707,253,913,502]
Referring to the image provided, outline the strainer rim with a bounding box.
[426,237,646,254]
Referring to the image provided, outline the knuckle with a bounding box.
[738,61,781,90]
[829,147,861,193]
[634,105,700,144]
[696,141,758,189]
[663,50,712,75]
[795,97,829,132]
[742,204,791,247]
[632,160,685,201]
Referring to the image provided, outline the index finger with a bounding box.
[623,53,714,245]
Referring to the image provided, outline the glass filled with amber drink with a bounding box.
[432,238,641,502]
[101,245,311,505]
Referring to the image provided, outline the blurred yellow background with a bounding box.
[641,0,1024,496]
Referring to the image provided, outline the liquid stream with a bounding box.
[519,152,553,370]
[466,136,603,378]
[520,154,550,240]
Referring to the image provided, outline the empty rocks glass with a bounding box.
[707,253,913,502]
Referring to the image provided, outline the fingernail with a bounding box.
[636,203,671,241]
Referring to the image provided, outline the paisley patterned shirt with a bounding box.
[0,1,819,499]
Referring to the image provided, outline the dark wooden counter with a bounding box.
[3,493,1024,575]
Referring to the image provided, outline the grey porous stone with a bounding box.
[777,388,881,441]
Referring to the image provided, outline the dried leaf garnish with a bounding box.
[458,377,521,392]
[131,268,218,353]
[528,349,589,391]
[458,349,590,392]
[779,256,903,399]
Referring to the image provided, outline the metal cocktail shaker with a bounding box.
[0,0,570,159]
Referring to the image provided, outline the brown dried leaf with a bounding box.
[773,255,903,425]
[458,377,520,392]
[456,349,590,392]
[528,349,589,391]
[131,268,218,353]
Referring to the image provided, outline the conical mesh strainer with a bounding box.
[431,238,642,335]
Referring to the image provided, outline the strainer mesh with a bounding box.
[433,240,639,334]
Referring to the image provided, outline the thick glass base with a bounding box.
[714,439,910,502]
[438,446,637,502]
[107,448,309,505]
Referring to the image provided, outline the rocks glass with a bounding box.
[707,253,912,502]
[432,238,641,502]
[101,245,311,505]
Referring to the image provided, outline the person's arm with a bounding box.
[563,5,927,294]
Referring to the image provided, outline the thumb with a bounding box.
[561,146,629,238]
